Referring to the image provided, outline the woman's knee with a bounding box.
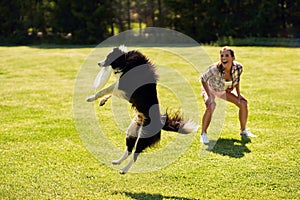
[206,101,216,113]
[239,98,248,109]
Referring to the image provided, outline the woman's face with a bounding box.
[220,50,234,65]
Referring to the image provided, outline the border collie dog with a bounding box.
[87,46,199,174]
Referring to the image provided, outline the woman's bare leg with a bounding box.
[201,100,216,134]
[223,92,248,131]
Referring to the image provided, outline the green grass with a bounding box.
[0,46,299,199]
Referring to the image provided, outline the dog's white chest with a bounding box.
[113,81,126,99]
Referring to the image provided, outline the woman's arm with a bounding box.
[201,78,211,97]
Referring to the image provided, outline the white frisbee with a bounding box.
[93,66,113,90]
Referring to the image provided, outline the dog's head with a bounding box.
[98,45,128,73]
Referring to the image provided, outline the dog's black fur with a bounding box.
[91,46,198,174]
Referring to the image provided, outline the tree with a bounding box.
[0,0,298,44]
[52,0,113,44]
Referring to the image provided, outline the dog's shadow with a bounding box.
[206,137,251,158]
[114,191,193,200]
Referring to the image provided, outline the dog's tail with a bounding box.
[161,109,199,134]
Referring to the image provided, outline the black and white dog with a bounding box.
[87,46,199,174]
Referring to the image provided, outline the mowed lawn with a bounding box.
[0,45,299,199]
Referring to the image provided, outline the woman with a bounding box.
[200,46,256,144]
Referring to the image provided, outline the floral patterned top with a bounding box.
[200,61,243,92]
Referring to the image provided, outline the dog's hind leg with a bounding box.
[112,148,132,165]
[119,135,157,174]
[119,152,140,174]
[112,135,138,165]
[118,124,142,174]
[120,153,140,174]
[116,135,140,174]
[112,119,140,165]
[119,133,159,174]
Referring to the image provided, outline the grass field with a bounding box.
[0,45,299,199]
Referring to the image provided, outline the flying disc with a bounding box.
[93,66,113,90]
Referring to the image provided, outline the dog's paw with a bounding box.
[99,97,109,106]
[119,160,133,174]
[112,160,121,165]
[86,95,96,102]
[119,169,127,175]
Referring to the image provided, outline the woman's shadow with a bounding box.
[206,136,251,158]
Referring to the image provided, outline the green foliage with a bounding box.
[211,37,300,47]
[0,1,299,45]
[0,46,299,199]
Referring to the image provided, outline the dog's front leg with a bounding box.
[86,82,116,102]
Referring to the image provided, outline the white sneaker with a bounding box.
[240,129,257,138]
[200,133,209,144]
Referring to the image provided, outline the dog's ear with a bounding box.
[112,47,125,57]
[113,47,120,52]
[118,45,127,53]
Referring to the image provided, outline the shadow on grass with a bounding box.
[206,137,251,158]
[114,191,193,200]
